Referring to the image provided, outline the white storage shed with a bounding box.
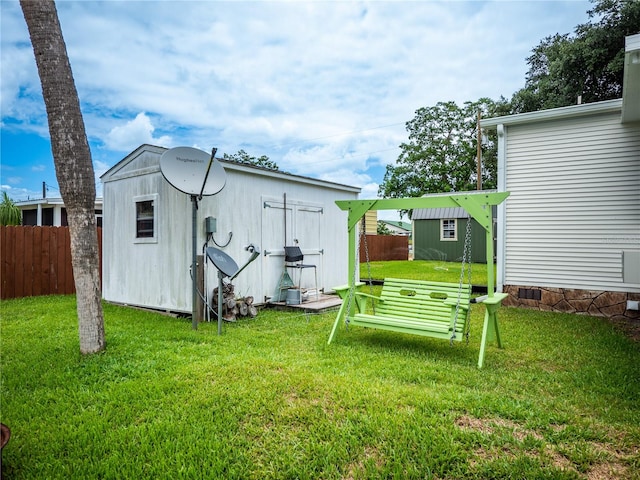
[100,144,360,314]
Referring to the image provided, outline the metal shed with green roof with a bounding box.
[411,206,494,264]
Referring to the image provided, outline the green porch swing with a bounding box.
[327,191,510,368]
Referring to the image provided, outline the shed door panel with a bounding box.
[294,206,322,251]
[293,205,323,294]
[261,197,323,301]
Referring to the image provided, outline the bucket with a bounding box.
[286,288,302,305]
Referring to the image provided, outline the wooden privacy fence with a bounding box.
[359,234,408,262]
[0,226,102,299]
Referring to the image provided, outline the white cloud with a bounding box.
[93,160,110,177]
[1,0,592,198]
[5,176,22,185]
[94,159,111,198]
[1,185,38,201]
[104,112,172,151]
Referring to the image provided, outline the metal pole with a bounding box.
[217,271,224,335]
[477,110,482,191]
[199,148,217,200]
[191,195,198,330]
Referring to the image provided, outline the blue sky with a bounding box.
[1,0,592,217]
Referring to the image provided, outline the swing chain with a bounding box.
[344,219,365,327]
[464,219,473,344]
[451,215,473,345]
[361,216,376,314]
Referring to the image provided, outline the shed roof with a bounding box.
[411,207,467,220]
[101,144,361,193]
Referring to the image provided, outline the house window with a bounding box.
[22,209,37,225]
[42,207,54,226]
[441,219,457,241]
[134,194,158,243]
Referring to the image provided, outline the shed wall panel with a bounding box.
[504,111,640,292]
[102,148,356,312]
[413,219,489,264]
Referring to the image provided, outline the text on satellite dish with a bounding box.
[176,156,204,163]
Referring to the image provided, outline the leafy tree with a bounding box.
[379,98,510,202]
[0,192,22,226]
[511,0,640,112]
[21,0,105,354]
[223,149,279,171]
[377,221,392,235]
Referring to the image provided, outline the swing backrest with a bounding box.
[374,278,471,334]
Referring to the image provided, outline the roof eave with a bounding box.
[480,99,622,129]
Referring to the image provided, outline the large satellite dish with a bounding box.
[160,146,226,196]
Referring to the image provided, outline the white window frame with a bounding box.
[440,218,457,241]
[134,194,158,244]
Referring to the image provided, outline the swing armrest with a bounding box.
[479,293,509,305]
[443,299,470,310]
[332,282,365,300]
[354,292,385,303]
[470,295,488,304]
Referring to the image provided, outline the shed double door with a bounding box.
[262,196,324,302]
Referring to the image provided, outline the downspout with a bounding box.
[496,124,507,293]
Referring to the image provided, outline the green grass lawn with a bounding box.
[360,260,493,286]
[1,295,639,479]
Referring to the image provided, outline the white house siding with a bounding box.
[102,145,358,313]
[503,111,640,294]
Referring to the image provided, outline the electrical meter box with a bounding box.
[205,217,217,234]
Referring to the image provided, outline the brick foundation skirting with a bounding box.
[503,285,640,322]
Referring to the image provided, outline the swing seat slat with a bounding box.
[349,278,471,341]
[351,314,466,337]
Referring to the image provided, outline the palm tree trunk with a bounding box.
[21,0,105,354]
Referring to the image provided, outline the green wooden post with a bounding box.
[327,222,357,344]
[328,201,372,344]
[477,293,508,368]
[452,193,496,297]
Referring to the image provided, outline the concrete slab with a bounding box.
[268,293,342,313]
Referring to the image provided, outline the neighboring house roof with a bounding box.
[380,220,412,232]
[16,197,103,208]
[411,207,467,220]
[16,197,104,227]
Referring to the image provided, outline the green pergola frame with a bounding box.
[328,190,510,368]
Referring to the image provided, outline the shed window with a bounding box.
[134,194,158,243]
[136,201,154,237]
[441,219,457,241]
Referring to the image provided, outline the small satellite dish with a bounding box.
[160,146,226,196]
[206,247,239,278]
